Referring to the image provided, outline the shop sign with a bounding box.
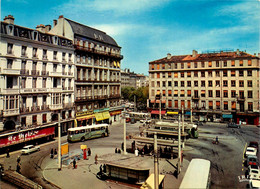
[76,110,93,117]
[110,110,121,116]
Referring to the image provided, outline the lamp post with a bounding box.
[154,133,159,189]
[123,107,126,155]
[178,113,181,174]
[58,112,61,171]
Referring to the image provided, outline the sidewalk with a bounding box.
[42,147,189,189]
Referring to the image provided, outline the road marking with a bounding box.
[243,142,247,157]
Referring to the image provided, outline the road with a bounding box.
[0,121,259,188]
[185,123,259,188]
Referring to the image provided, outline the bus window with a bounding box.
[75,130,79,134]
[80,129,85,133]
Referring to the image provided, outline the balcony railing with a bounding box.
[41,70,49,76]
[49,104,63,110]
[1,68,20,75]
[49,72,62,77]
[1,88,19,95]
[20,107,30,113]
[42,55,48,60]
[62,71,67,75]
[20,69,30,75]
[63,102,74,108]
[31,105,41,112]
[31,70,39,75]
[3,108,20,116]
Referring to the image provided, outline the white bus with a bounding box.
[67,124,109,142]
[179,158,211,189]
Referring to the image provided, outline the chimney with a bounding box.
[59,15,64,19]
[192,50,198,57]
[36,24,45,33]
[45,25,51,32]
[167,53,171,59]
[53,19,57,26]
[4,15,15,24]
[236,49,240,56]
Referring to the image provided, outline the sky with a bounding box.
[1,0,259,75]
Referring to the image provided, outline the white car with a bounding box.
[248,165,260,180]
[249,179,260,189]
[21,145,40,155]
[245,147,257,157]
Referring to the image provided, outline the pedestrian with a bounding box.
[115,148,117,153]
[99,164,103,173]
[73,159,76,169]
[95,154,98,164]
[216,136,219,144]
[17,156,21,164]
[6,148,10,158]
[16,163,21,174]
[103,164,106,173]
[88,148,91,156]
[50,148,53,158]
[54,149,57,158]
[121,142,124,151]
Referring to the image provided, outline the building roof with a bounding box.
[149,51,258,64]
[65,18,120,48]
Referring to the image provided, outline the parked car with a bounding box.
[249,179,260,189]
[21,145,40,155]
[249,141,259,153]
[247,155,259,167]
[248,165,260,180]
[245,147,258,158]
[227,122,241,128]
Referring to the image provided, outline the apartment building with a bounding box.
[49,16,123,125]
[148,50,259,125]
[121,68,148,88]
[0,15,75,133]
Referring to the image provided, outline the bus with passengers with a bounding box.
[67,124,109,142]
[179,158,211,189]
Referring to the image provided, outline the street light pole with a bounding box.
[123,107,127,155]
[182,106,184,135]
[178,113,181,174]
[159,95,161,121]
[58,112,61,171]
[154,132,159,189]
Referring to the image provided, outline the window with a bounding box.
[62,52,66,61]
[248,102,253,111]
[174,100,178,108]
[7,43,13,54]
[231,60,235,66]
[208,90,213,97]
[223,70,227,77]
[53,64,57,72]
[187,62,191,68]
[248,91,253,98]
[194,71,198,77]
[216,101,220,109]
[180,90,185,97]
[174,63,177,69]
[69,53,72,61]
[162,64,165,69]
[201,62,205,68]
[201,81,205,87]
[7,59,13,69]
[32,78,37,88]
[247,70,252,76]
[223,61,227,67]
[181,100,185,108]
[216,61,219,67]
[187,90,191,97]
[208,71,212,77]
[239,70,244,77]
[174,72,178,78]
[208,61,212,67]
[194,62,197,68]
[201,90,205,97]
[157,64,160,70]
[224,101,228,110]
[248,60,252,66]
[209,101,213,109]
[223,90,228,98]
[168,81,172,87]
[162,73,165,78]
[216,80,220,87]
[168,90,172,96]
[208,81,212,87]
[168,63,171,69]
[53,51,57,60]
[181,63,184,69]
[215,71,220,77]
[163,90,166,96]
[168,100,172,108]
[201,71,205,77]
[33,47,37,57]
[194,81,198,87]
[21,46,27,56]
[157,81,160,87]
[174,90,178,97]
[239,60,243,66]
[232,101,236,110]
[231,90,236,98]
[162,81,166,87]
[239,91,244,98]
[187,81,191,87]
[231,70,235,76]
[156,73,160,78]
[239,80,244,87]
[21,78,26,88]
[181,81,185,87]
[181,72,184,77]
[7,77,13,88]
[231,80,236,87]
[42,78,46,88]
[43,114,47,123]
[174,81,178,87]
[43,49,47,59]
[223,80,228,87]
[216,90,220,97]
[248,80,252,87]
[187,72,191,77]
[53,78,58,88]
[168,72,171,78]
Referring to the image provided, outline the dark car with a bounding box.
[227,122,241,128]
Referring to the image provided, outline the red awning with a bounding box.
[151,110,166,115]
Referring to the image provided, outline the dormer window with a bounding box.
[6,25,14,35]
[52,36,58,45]
[32,31,38,41]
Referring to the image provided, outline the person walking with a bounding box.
[6,148,10,158]
[16,163,21,174]
[17,156,21,164]
[73,159,76,169]
[54,149,57,158]
[50,148,54,158]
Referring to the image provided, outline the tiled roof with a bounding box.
[150,51,258,63]
[65,18,119,48]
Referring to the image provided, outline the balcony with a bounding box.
[109,94,121,99]
[1,68,20,75]
[41,70,49,76]
[20,69,30,75]
[49,72,62,77]
[68,87,74,91]
[1,88,19,95]
[31,105,41,112]
[49,104,63,110]
[192,96,200,100]
[42,55,48,60]
[63,102,74,109]
[68,72,73,76]
[50,88,62,93]
[20,107,30,113]
[31,70,40,76]
[3,108,20,116]
[62,71,67,76]
[20,88,48,94]
[41,104,49,111]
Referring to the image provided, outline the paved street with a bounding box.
[0,121,259,188]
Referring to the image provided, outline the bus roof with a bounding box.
[179,158,211,189]
[68,124,109,131]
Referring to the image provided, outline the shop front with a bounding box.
[150,110,166,119]
[109,110,122,124]
[236,113,259,125]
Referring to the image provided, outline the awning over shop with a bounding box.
[222,114,233,119]
[76,114,95,121]
[185,111,191,115]
[110,110,121,116]
[95,113,104,121]
[151,110,166,115]
[167,111,178,115]
[102,111,111,119]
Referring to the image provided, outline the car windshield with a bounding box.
[247,149,254,152]
[249,158,256,162]
[251,170,259,174]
